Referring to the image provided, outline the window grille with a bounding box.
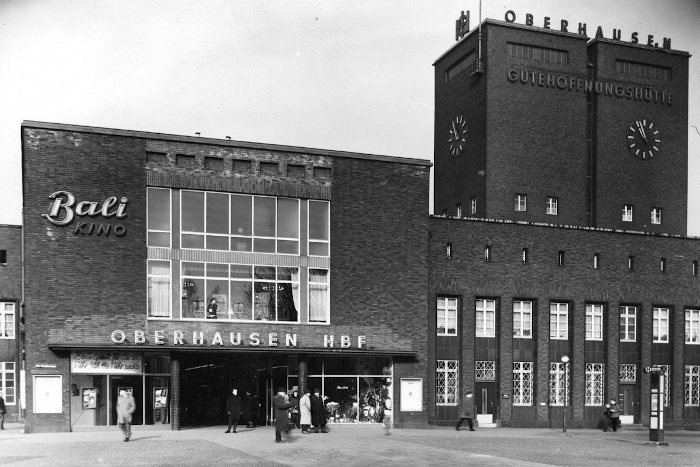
[475,361,495,381]
[585,363,605,406]
[436,360,459,406]
[619,364,636,383]
[685,365,700,407]
[513,362,533,406]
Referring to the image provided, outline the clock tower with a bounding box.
[433,18,689,236]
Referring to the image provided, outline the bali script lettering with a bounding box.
[42,190,128,237]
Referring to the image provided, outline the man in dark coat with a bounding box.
[273,387,293,443]
[225,389,242,433]
[310,388,326,433]
[456,391,475,431]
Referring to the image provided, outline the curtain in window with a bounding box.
[292,270,300,312]
[148,262,171,317]
[309,270,328,322]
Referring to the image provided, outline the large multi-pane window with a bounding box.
[513,362,533,406]
[513,301,532,338]
[475,299,496,337]
[436,360,459,405]
[437,297,458,336]
[0,362,15,404]
[0,303,15,338]
[550,302,568,340]
[181,192,301,254]
[549,362,569,406]
[653,307,670,343]
[308,200,330,256]
[586,304,604,340]
[147,188,171,247]
[585,363,605,406]
[686,309,700,344]
[685,366,700,407]
[620,306,637,342]
[147,261,171,318]
[181,263,300,322]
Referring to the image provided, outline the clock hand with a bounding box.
[636,121,647,143]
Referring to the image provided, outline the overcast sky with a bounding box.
[1,0,699,233]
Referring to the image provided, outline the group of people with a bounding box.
[600,400,621,432]
[224,389,259,433]
[273,387,330,443]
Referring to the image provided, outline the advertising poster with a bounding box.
[82,388,97,409]
[154,388,168,409]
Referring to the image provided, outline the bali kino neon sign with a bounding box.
[42,190,128,237]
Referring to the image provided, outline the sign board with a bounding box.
[71,351,142,374]
[82,388,97,409]
[400,378,423,412]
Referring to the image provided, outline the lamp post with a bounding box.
[561,355,569,433]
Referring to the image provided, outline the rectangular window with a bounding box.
[515,194,527,212]
[513,362,533,406]
[475,299,496,337]
[558,251,565,267]
[470,196,477,215]
[181,263,301,323]
[622,205,633,222]
[513,300,532,338]
[0,362,15,404]
[437,297,458,336]
[660,258,666,273]
[0,250,6,265]
[484,245,491,262]
[628,255,634,270]
[585,363,605,406]
[651,207,662,224]
[182,191,300,254]
[446,243,452,259]
[445,50,475,82]
[308,200,330,256]
[546,197,558,215]
[456,203,462,218]
[620,306,637,342]
[549,362,569,406]
[507,42,569,64]
[147,188,171,247]
[550,302,569,340]
[436,360,459,405]
[475,361,496,381]
[653,307,670,343]
[0,303,15,339]
[619,364,637,383]
[686,309,700,344]
[147,261,171,318]
[615,59,672,81]
[694,261,698,276]
[586,304,604,340]
[593,253,600,269]
[309,269,329,323]
[685,366,700,407]
[522,248,528,263]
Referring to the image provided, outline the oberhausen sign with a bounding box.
[504,10,671,49]
[42,190,128,237]
[111,329,368,349]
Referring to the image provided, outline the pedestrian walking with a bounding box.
[383,397,392,435]
[600,404,612,432]
[273,387,294,443]
[310,388,325,433]
[299,388,312,433]
[455,391,475,431]
[116,389,136,442]
[242,390,256,428]
[608,400,620,432]
[0,391,6,430]
[224,388,242,433]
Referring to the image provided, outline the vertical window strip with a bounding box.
[513,362,533,406]
[620,306,637,342]
[685,365,700,407]
[0,362,15,404]
[585,304,604,340]
[549,302,569,340]
[513,301,532,338]
[475,299,496,337]
[436,360,459,405]
[549,362,569,406]
[437,297,458,336]
[585,363,605,406]
[653,307,670,343]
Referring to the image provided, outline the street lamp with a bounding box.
[561,355,569,433]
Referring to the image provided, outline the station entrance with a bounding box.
[177,352,394,428]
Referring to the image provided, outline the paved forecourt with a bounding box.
[1,423,699,466]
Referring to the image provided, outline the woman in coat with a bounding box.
[273,387,293,443]
[299,388,312,433]
[310,388,326,433]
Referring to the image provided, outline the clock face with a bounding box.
[448,115,468,156]
[627,118,660,160]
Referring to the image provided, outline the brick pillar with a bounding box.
[298,357,308,395]
[171,355,180,430]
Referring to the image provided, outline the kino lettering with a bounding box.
[42,190,128,237]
